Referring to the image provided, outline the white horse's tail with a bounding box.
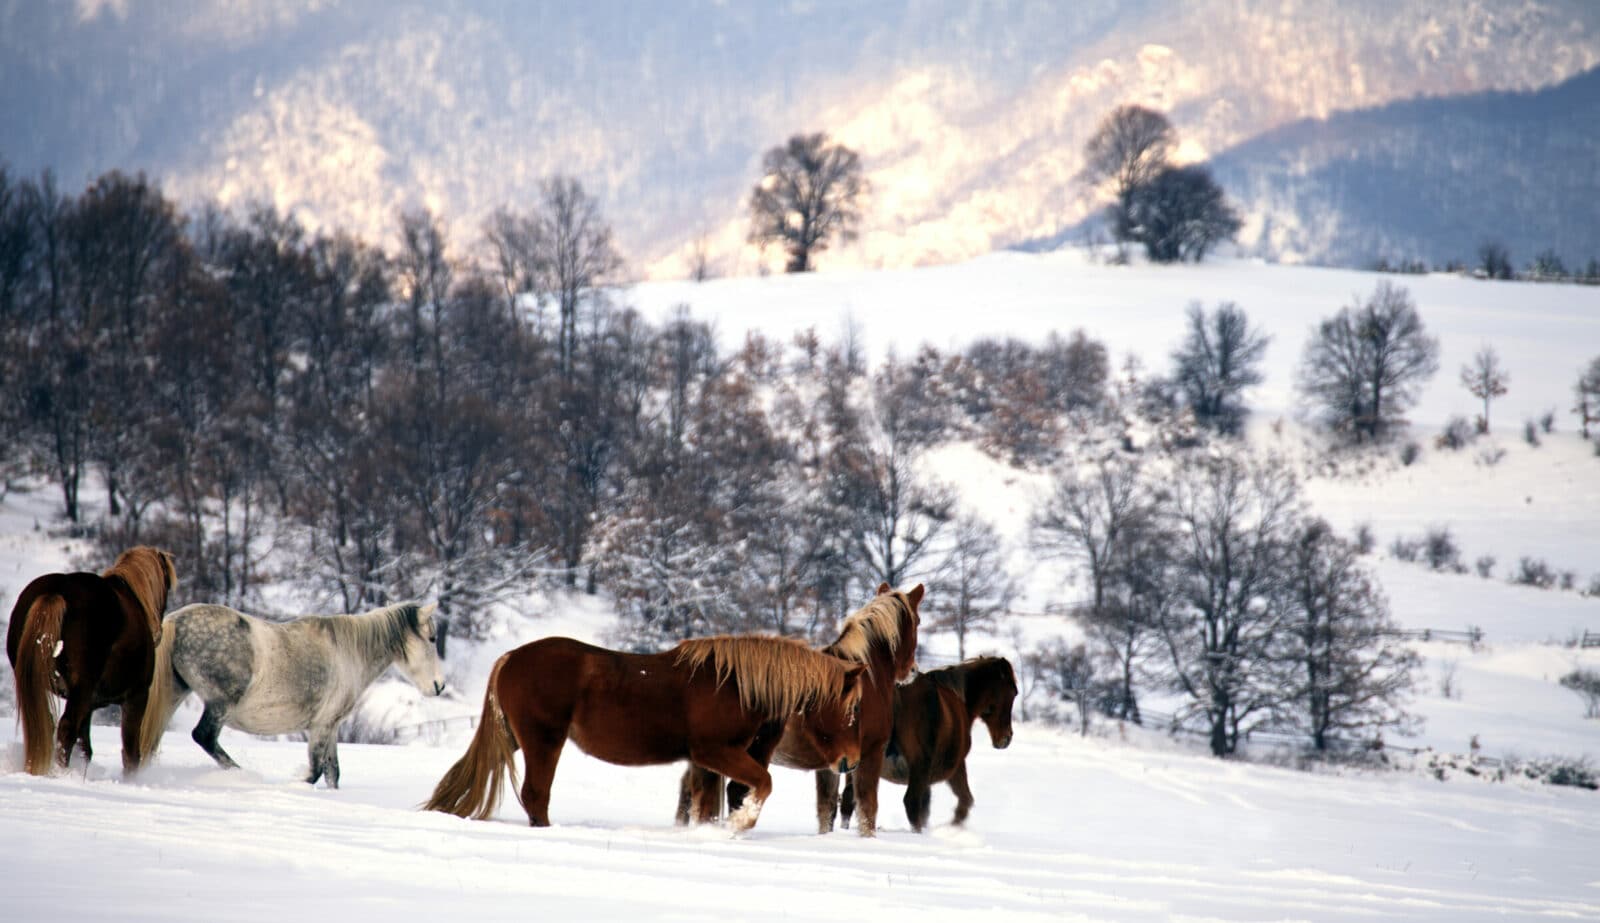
[422,653,517,820]
[137,619,184,763]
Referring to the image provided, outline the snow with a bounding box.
[5,251,1600,920]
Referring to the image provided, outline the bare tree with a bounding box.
[927,514,1018,660]
[1028,638,1098,735]
[1081,105,1176,244]
[748,133,865,273]
[1459,345,1508,433]
[1573,356,1600,439]
[1282,518,1419,750]
[1477,241,1514,280]
[1030,454,1162,615]
[1172,301,1270,435]
[1158,453,1301,756]
[1297,282,1440,442]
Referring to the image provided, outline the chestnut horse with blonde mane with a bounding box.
[677,582,924,836]
[425,634,867,832]
[5,546,177,775]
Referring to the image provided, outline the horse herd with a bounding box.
[6,546,1018,836]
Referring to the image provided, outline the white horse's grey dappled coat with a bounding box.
[142,601,446,787]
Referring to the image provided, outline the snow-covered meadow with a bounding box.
[4,252,1600,920]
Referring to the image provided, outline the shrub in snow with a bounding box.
[1438,661,1461,700]
[1512,556,1558,589]
[1436,416,1476,450]
[1540,410,1556,433]
[1559,669,1600,719]
[1422,527,1461,572]
[1586,574,1600,597]
[1353,522,1376,555]
[1474,555,1495,579]
[1389,536,1421,563]
[1475,446,1507,467]
[1399,441,1420,466]
[1559,571,1577,591]
[1528,755,1599,790]
[1523,419,1540,447]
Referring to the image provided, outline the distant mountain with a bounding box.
[1211,66,1600,269]
[4,1,1598,276]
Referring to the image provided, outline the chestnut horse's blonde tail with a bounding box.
[423,654,518,820]
[15,595,65,775]
[137,620,182,763]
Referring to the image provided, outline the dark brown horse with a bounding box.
[425,634,867,832]
[838,656,1016,832]
[676,582,924,836]
[5,546,177,775]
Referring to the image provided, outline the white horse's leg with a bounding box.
[307,726,340,788]
[192,703,240,769]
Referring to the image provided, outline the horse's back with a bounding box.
[168,603,259,704]
[6,572,127,667]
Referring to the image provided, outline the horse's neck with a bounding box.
[335,609,405,677]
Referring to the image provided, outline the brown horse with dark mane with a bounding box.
[425,634,868,832]
[5,546,177,775]
[677,582,924,836]
[837,656,1016,832]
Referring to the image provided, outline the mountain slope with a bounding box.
[1213,66,1600,267]
[2,2,1597,275]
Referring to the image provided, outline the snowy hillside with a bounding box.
[4,254,1600,920]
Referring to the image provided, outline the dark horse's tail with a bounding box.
[14,594,66,775]
[423,654,517,820]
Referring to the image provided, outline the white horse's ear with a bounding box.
[419,603,438,619]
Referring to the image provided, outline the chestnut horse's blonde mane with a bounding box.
[672,635,855,718]
[104,546,175,643]
[827,592,910,664]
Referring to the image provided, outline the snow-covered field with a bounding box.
[5,252,1600,921]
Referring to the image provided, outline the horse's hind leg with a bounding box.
[678,765,722,825]
[948,761,975,826]
[192,702,240,769]
[120,688,149,774]
[56,687,96,771]
[839,773,856,829]
[903,770,933,832]
[815,769,840,834]
[517,730,566,827]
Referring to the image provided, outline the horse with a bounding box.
[838,656,1016,832]
[140,601,446,788]
[5,546,177,775]
[676,582,924,836]
[425,634,868,832]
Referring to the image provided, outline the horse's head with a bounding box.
[971,657,1018,750]
[399,603,448,697]
[790,662,868,774]
[880,582,924,682]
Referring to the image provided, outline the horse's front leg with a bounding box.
[306,726,340,788]
[677,765,723,825]
[948,760,976,826]
[851,745,887,837]
[689,746,773,834]
[814,768,840,834]
[839,772,857,829]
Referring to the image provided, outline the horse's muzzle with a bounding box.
[837,757,858,774]
[996,731,1013,750]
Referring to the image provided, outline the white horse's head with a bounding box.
[400,603,448,696]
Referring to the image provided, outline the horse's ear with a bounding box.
[876,582,892,595]
[907,583,925,609]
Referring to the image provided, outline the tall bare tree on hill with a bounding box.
[1081,105,1176,245]
[749,133,864,273]
[1297,282,1440,442]
[1459,345,1508,433]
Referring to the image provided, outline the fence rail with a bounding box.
[1581,631,1600,649]
[1386,627,1484,645]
